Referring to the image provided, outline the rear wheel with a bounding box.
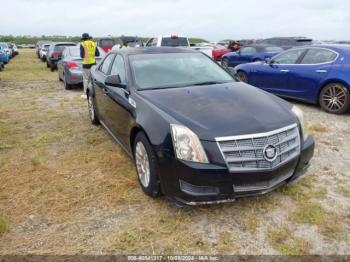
[319,83,350,114]
[133,132,161,198]
[46,62,50,68]
[63,75,72,90]
[87,93,99,125]
[237,71,248,83]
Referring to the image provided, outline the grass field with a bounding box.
[0,49,349,255]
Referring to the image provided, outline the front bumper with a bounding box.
[157,136,315,205]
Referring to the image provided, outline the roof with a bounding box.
[111,47,198,55]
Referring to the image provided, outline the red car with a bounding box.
[212,45,231,60]
[96,38,116,53]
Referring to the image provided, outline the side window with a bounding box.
[272,49,306,64]
[300,49,337,64]
[240,47,257,54]
[110,55,127,84]
[99,54,114,74]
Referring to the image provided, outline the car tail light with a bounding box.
[67,61,79,69]
[52,51,61,57]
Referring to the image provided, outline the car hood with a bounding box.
[139,82,297,141]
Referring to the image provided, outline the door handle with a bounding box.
[280,69,289,72]
[316,70,327,73]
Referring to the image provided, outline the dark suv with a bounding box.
[46,42,76,71]
[260,37,313,50]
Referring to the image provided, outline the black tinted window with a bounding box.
[100,54,114,74]
[301,49,337,64]
[161,37,188,47]
[55,44,76,52]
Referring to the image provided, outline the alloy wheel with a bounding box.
[135,142,150,187]
[88,95,95,121]
[237,72,248,83]
[321,84,348,113]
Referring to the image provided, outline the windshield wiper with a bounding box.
[192,81,227,86]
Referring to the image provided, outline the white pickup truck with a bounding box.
[145,35,213,58]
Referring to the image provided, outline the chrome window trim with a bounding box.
[215,123,298,142]
[269,47,339,66]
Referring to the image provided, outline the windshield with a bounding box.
[161,37,188,47]
[100,39,115,47]
[130,53,234,90]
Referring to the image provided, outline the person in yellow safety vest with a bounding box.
[80,33,100,97]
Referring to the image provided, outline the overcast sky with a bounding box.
[1,0,349,41]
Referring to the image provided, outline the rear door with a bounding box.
[251,48,307,95]
[288,48,337,102]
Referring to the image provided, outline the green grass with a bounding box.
[0,216,9,236]
[290,202,327,225]
[267,227,311,255]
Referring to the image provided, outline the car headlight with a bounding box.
[170,124,209,163]
[292,105,309,141]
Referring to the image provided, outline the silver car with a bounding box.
[57,46,105,89]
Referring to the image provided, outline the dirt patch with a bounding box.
[0,50,349,255]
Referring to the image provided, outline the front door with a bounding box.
[103,55,135,148]
[253,48,307,96]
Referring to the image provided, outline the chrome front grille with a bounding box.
[216,124,300,172]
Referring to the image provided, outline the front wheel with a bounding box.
[319,83,350,114]
[221,58,229,68]
[237,71,248,83]
[133,132,161,198]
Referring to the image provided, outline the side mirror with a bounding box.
[265,58,274,64]
[236,50,241,55]
[105,75,126,88]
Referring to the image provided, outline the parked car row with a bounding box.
[0,42,19,71]
[233,45,350,114]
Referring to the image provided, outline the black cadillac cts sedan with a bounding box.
[86,47,315,205]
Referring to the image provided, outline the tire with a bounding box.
[87,92,99,125]
[319,83,350,114]
[221,58,229,68]
[237,71,248,83]
[50,64,55,72]
[46,62,50,68]
[133,132,161,198]
[63,76,72,90]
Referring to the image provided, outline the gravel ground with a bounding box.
[0,50,349,255]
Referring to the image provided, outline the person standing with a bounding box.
[80,33,100,96]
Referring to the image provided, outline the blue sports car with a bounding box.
[221,45,283,68]
[235,45,350,114]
